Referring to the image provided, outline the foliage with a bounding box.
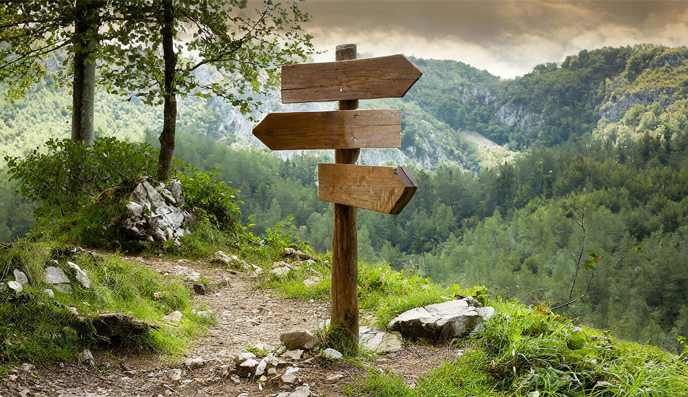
[0,240,210,366]
[5,138,158,218]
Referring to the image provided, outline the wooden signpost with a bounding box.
[253,44,422,341]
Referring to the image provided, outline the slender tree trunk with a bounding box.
[157,0,177,181]
[72,0,100,146]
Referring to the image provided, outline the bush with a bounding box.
[5,138,158,219]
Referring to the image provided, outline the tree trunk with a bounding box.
[157,0,178,181]
[71,0,100,146]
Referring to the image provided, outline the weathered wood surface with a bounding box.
[318,163,418,215]
[281,54,422,104]
[331,43,361,340]
[252,109,401,150]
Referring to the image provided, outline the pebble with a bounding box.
[168,369,182,381]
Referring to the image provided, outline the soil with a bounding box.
[0,255,459,397]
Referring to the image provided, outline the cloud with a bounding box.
[292,0,688,77]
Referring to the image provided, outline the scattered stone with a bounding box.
[229,375,241,383]
[168,369,182,381]
[79,349,95,366]
[236,359,259,377]
[233,352,256,365]
[322,348,343,361]
[66,306,79,316]
[213,251,232,266]
[283,349,304,360]
[267,367,277,376]
[13,269,28,285]
[250,264,264,275]
[7,280,22,293]
[163,311,184,324]
[270,266,291,277]
[280,367,299,384]
[123,180,190,243]
[44,288,55,298]
[184,357,204,369]
[283,247,313,261]
[359,326,404,354]
[280,329,320,350]
[289,385,312,397]
[45,266,70,284]
[197,310,214,320]
[255,358,268,376]
[54,283,73,294]
[20,363,35,372]
[302,276,321,287]
[67,262,90,289]
[326,373,345,382]
[388,297,495,341]
[275,344,288,356]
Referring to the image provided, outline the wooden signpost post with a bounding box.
[253,44,422,342]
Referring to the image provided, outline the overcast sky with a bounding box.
[289,0,688,78]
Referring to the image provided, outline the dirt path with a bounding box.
[0,256,456,397]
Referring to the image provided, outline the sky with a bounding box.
[290,0,688,78]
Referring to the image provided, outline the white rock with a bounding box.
[46,266,70,284]
[270,267,291,277]
[283,349,304,360]
[302,276,321,287]
[168,368,182,381]
[359,326,404,354]
[326,373,345,382]
[184,357,204,369]
[255,358,267,376]
[67,262,90,289]
[79,349,95,366]
[280,329,320,350]
[125,202,143,217]
[233,352,256,364]
[20,363,35,372]
[7,280,22,292]
[197,310,213,320]
[44,289,55,298]
[267,367,277,376]
[322,348,343,360]
[13,269,28,285]
[66,306,79,316]
[54,283,72,294]
[163,311,184,323]
[281,372,297,384]
[289,385,311,397]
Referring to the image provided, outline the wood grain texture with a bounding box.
[330,43,360,340]
[281,54,422,104]
[318,163,418,215]
[252,110,401,150]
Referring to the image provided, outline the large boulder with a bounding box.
[388,297,495,341]
[123,180,191,243]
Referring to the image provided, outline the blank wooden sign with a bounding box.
[281,55,422,104]
[318,163,418,215]
[252,109,401,150]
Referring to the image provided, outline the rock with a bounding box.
[275,344,288,356]
[20,363,35,372]
[67,262,90,289]
[236,359,259,377]
[359,326,403,354]
[185,357,204,369]
[283,248,312,261]
[302,276,321,287]
[44,288,55,298]
[7,280,22,292]
[123,180,190,243]
[289,386,312,397]
[66,306,79,316]
[45,266,70,284]
[13,269,28,285]
[91,312,158,343]
[125,202,143,217]
[168,368,182,381]
[255,358,268,376]
[326,373,345,382]
[163,311,184,324]
[280,367,299,383]
[213,251,232,265]
[79,349,95,366]
[322,348,343,360]
[166,179,185,204]
[267,367,277,376]
[270,264,291,277]
[54,283,73,294]
[197,310,213,320]
[192,283,207,295]
[233,352,256,365]
[388,297,495,341]
[250,264,264,275]
[280,329,320,350]
[283,349,304,360]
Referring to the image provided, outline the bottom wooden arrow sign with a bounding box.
[318,164,418,214]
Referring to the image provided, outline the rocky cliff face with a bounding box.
[497,104,541,129]
[598,91,663,123]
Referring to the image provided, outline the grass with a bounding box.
[0,240,213,368]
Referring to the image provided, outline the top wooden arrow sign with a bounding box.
[281,54,422,104]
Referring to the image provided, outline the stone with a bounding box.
[13,269,28,285]
[66,306,79,316]
[281,372,297,384]
[46,266,70,284]
[270,266,291,277]
[280,329,320,350]
[236,359,259,377]
[388,297,495,341]
[168,369,182,381]
[192,283,207,295]
[250,264,264,275]
[302,276,321,287]
[322,348,343,360]
[20,363,35,372]
[163,311,184,323]
[326,373,345,382]
[255,358,268,376]
[267,367,277,376]
[7,280,22,292]
[185,357,204,369]
[289,386,312,397]
[44,288,55,298]
[123,180,189,244]
[197,310,213,320]
[283,349,304,360]
[166,179,185,204]
[91,312,158,343]
[54,283,72,294]
[233,352,256,365]
[213,251,232,266]
[359,326,404,354]
[125,202,143,218]
[275,344,288,356]
[79,349,95,366]
[67,262,90,289]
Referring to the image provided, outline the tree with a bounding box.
[98,0,314,180]
[0,0,109,145]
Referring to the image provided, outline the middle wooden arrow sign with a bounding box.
[252,109,401,151]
